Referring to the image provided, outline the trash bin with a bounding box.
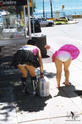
[32,34,47,57]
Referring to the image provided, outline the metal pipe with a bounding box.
[50,0,53,18]
[27,0,31,39]
[43,0,45,17]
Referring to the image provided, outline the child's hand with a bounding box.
[40,72,44,78]
[44,45,50,50]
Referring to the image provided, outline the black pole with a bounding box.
[43,0,45,17]
[50,0,53,18]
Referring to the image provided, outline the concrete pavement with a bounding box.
[0,18,82,124]
[13,55,82,124]
[0,51,82,124]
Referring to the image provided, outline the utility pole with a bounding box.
[23,6,27,37]
[43,0,45,17]
[27,0,32,39]
[50,0,53,18]
[32,0,35,34]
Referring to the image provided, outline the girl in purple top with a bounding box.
[12,39,44,93]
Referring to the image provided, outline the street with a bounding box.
[41,18,82,61]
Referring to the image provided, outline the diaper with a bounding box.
[56,51,71,62]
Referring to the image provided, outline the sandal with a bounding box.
[63,82,71,86]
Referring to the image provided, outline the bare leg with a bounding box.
[17,64,28,93]
[25,65,37,95]
[17,64,27,78]
[17,64,36,77]
[64,59,72,86]
[54,57,62,88]
[25,65,36,77]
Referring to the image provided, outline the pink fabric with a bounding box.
[52,51,58,62]
[52,44,80,62]
[33,48,38,55]
[21,45,38,55]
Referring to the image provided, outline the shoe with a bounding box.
[63,82,71,86]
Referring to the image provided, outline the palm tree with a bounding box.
[50,0,53,18]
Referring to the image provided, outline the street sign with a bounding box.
[29,0,32,7]
[1,0,27,6]
[62,5,65,10]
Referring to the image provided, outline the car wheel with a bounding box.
[48,23,53,27]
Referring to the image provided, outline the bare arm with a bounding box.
[44,44,54,53]
[37,48,44,77]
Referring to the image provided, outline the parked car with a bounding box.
[27,18,41,34]
[38,18,54,27]
[65,15,79,24]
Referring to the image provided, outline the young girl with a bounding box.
[12,39,44,93]
[45,44,80,89]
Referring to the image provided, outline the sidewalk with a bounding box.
[0,19,82,123]
[0,50,82,124]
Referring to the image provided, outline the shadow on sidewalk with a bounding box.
[54,84,78,98]
[44,70,56,79]
[0,50,54,113]
[13,85,52,112]
[12,70,55,113]
[0,87,15,122]
[75,90,82,98]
